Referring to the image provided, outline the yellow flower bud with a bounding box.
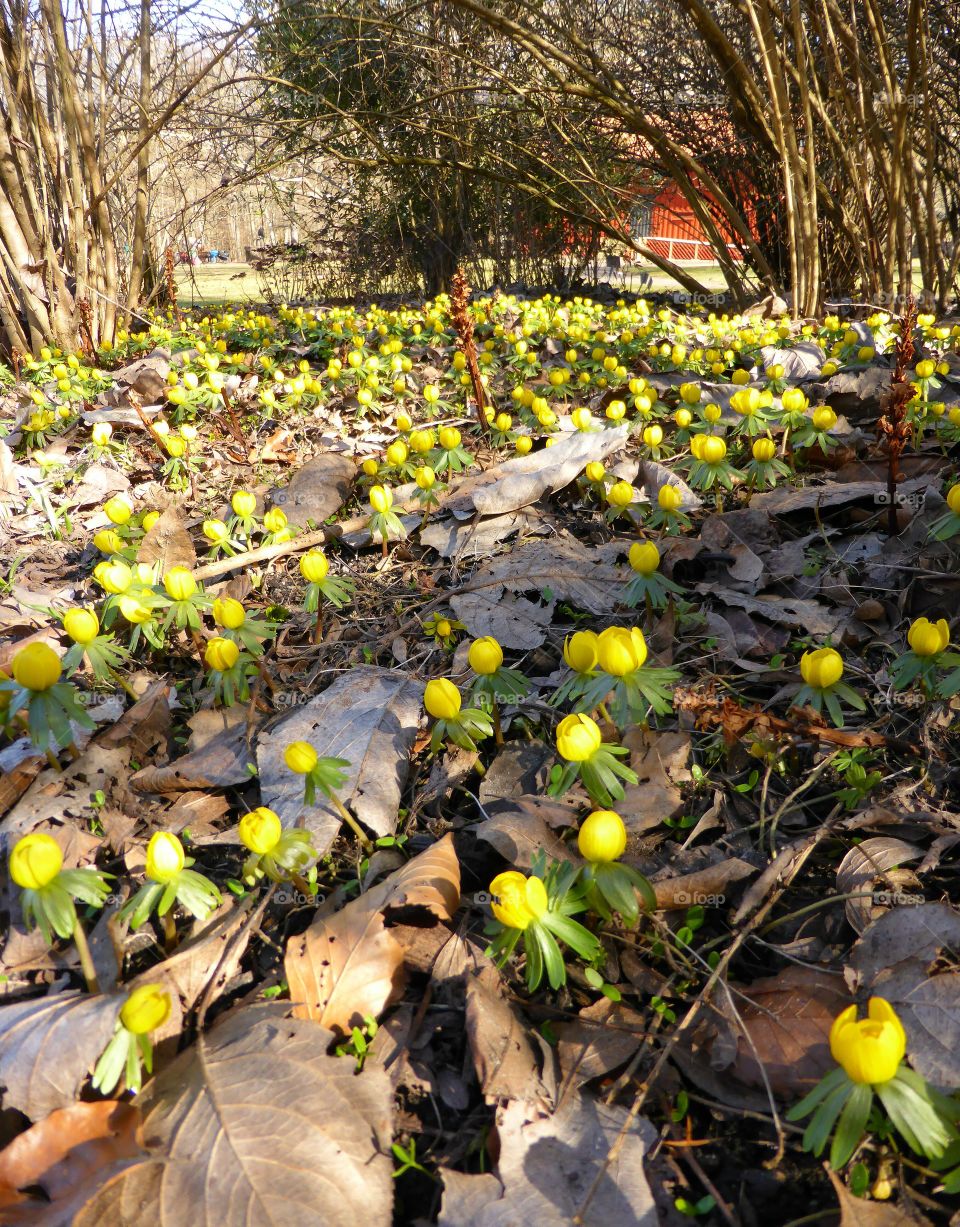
[416,466,436,490]
[907,617,949,657]
[597,626,647,676]
[362,458,380,478]
[212,597,245,630]
[438,426,461,450]
[63,607,99,644]
[947,484,960,516]
[730,369,750,386]
[145,831,185,883]
[606,480,634,508]
[284,740,318,775]
[91,422,113,446]
[96,560,132,594]
[563,630,598,674]
[9,832,63,890]
[119,596,152,624]
[238,807,283,856]
[914,359,935,379]
[120,984,171,1035]
[642,424,663,447]
[142,510,161,532]
[93,529,124,555]
[703,403,722,423]
[556,712,602,762]
[424,678,461,720]
[578,810,627,863]
[584,461,605,483]
[163,567,196,602]
[166,437,186,458]
[629,540,660,575]
[369,484,393,513]
[468,636,503,676]
[232,490,257,518]
[300,550,329,583]
[571,407,593,431]
[263,508,287,534]
[699,435,727,464]
[386,441,408,466]
[678,382,701,404]
[205,637,239,671]
[409,429,435,454]
[674,408,692,428]
[829,998,906,1085]
[435,619,452,638]
[658,484,683,512]
[812,406,837,431]
[490,870,548,930]
[103,494,133,525]
[800,646,844,689]
[396,412,412,432]
[203,519,229,543]
[12,641,62,691]
[752,437,777,462]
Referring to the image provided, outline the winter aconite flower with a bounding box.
[0,642,93,752]
[282,741,368,848]
[485,860,601,991]
[577,810,654,927]
[92,984,172,1096]
[788,998,959,1169]
[467,636,529,742]
[117,831,221,932]
[300,549,354,641]
[574,626,678,724]
[424,678,492,753]
[551,630,599,707]
[9,831,111,944]
[237,806,318,885]
[794,646,865,728]
[624,540,683,611]
[550,714,638,807]
[367,484,406,551]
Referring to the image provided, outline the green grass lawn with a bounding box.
[173,263,263,307]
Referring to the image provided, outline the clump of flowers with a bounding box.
[0,641,93,753]
[485,859,601,991]
[889,616,959,696]
[792,646,866,728]
[424,678,492,753]
[788,998,959,1169]
[430,425,473,475]
[574,625,678,723]
[743,436,790,490]
[117,831,222,934]
[577,809,655,926]
[158,567,210,632]
[551,631,599,707]
[61,607,132,688]
[549,713,638,807]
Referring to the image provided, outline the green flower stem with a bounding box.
[597,701,613,725]
[72,917,100,994]
[329,791,373,852]
[108,665,141,703]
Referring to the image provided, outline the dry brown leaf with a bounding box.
[555,997,645,1089]
[268,452,355,526]
[620,729,690,833]
[135,506,195,571]
[728,966,851,1095]
[836,837,923,933]
[0,1102,140,1213]
[827,1171,934,1227]
[131,718,255,793]
[285,834,459,1033]
[650,855,757,911]
[474,802,578,869]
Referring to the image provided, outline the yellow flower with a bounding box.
[119,596,152,624]
[607,480,634,508]
[629,540,660,575]
[699,435,727,464]
[674,408,692,428]
[435,618,452,638]
[907,617,949,657]
[203,519,229,543]
[578,810,627,863]
[812,406,838,431]
[145,831,185,883]
[800,646,844,689]
[386,441,408,466]
[232,491,256,517]
[163,567,196,601]
[91,422,113,446]
[205,637,239,671]
[396,412,412,432]
[362,458,379,477]
[12,642,62,691]
[416,466,436,490]
[93,529,124,555]
[166,437,186,458]
[584,461,605,483]
[730,388,761,416]
[63,607,100,645]
[212,598,245,630]
[142,510,161,532]
[658,484,683,511]
[563,630,598,674]
[490,870,548,930]
[514,436,533,455]
[679,382,701,404]
[703,403,722,423]
[438,426,461,450]
[829,998,906,1085]
[914,360,935,379]
[369,485,393,513]
[468,636,503,675]
[95,560,132,594]
[9,832,63,890]
[120,984,171,1035]
[946,484,960,516]
[424,678,461,720]
[284,740,319,775]
[571,407,593,431]
[556,713,602,762]
[300,550,329,583]
[752,437,777,462]
[642,424,663,447]
[409,429,435,454]
[238,807,283,855]
[263,508,287,534]
[597,626,647,676]
[103,494,133,525]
